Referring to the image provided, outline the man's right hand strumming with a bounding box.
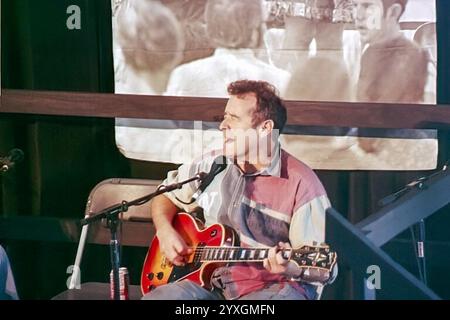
[156,225,192,266]
[151,194,193,267]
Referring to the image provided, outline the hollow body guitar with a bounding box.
[140,213,337,295]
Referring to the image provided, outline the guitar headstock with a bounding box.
[290,243,337,283]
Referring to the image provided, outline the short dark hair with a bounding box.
[115,0,184,72]
[205,0,263,48]
[381,0,408,18]
[227,80,287,132]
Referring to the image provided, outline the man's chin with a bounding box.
[222,144,235,157]
[358,29,379,45]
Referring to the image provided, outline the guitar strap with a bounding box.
[189,207,206,225]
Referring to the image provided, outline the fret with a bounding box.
[259,249,267,259]
[201,247,289,262]
[208,248,214,261]
[208,249,214,260]
[201,249,208,261]
[229,249,235,260]
[214,249,219,260]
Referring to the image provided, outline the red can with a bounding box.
[110,267,130,300]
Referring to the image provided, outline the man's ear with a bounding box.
[385,3,403,22]
[260,120,274,134]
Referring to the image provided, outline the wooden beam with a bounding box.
[1,89,450,129]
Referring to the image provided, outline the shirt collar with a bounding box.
[214,47,256,57]
[243,142,282,178]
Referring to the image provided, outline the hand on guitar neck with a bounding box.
[263,242,302,278]
[264,242,333,283]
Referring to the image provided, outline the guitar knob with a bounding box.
[148,285,155,291]
[157,272,164,280]
[147,273,154,280]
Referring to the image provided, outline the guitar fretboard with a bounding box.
[194,247,291,263]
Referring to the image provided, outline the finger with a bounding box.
[275,251,288,266]
[172,255,186,267]
[285,242,292,249]
[173,241,190,255]
[278,242,292,259]
[165,250,180,263]
[263,258,271,272]
[267,246,277,260]
[179,245,193,255]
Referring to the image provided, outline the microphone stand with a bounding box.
[377,161,448,285]
[80,174,204,300]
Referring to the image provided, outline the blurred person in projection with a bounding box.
[113,0,185,94]
[165,0,291,97]
[113,0,188,162]
[354,0,428,103]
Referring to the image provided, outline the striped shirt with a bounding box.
[162,145,330,299]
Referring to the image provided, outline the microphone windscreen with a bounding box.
[9,149,24,163]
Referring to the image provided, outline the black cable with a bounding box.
[409,225,425,283]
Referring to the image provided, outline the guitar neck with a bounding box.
[194,246,291,263]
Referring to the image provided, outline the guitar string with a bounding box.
[188,247,330,264]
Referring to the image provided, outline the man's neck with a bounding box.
[236,161,266,174]
[235,142,278,174]
[137,68,171,94]
[370,24,403,46]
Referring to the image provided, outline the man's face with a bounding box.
[354,0,385,44]
[219,94,265,164]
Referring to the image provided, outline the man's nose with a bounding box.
[219,119,228,131]
[354,5,365,22]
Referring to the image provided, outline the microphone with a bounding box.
[191,156,227,202]
[377,160,449,207]
[0,149,24,172]
[378,176,427,207]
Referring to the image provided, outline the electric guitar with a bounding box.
[141,212,337,294]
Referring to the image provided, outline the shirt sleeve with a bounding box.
[160,155,216,213]
[289,194,331,247]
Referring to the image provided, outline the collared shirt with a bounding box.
[165,48,291,97]
[162,146,330,299]
[357,35,428,103]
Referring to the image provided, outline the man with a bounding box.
[165,0,291,97]
[113,0,184,95]
[355,0,428,103]
[272,0,350,75]
[142,80,333,300]
[0,245,19,300]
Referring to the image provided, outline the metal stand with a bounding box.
[108,208,122,300]
[411,219,427,285]
[357,161,449,247]
[79,174,204,300]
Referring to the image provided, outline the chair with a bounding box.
[52,178,161,300]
